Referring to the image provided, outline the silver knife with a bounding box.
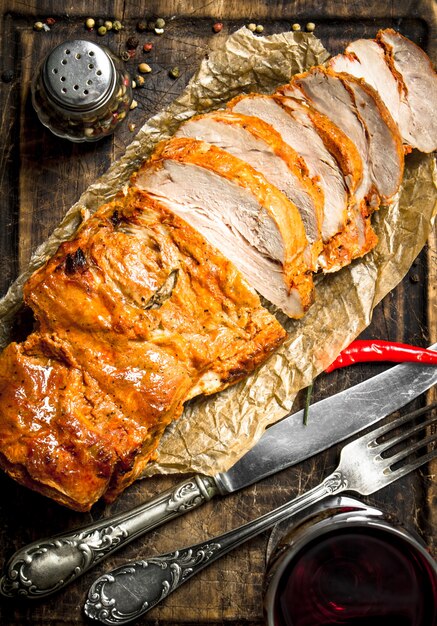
[1,352,436,599]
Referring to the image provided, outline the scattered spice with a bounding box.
[46,17,56,26]
[128,122,136,132]
[120,51,131,61]
[148,20,156,30]
[325,340,437,372]
[126,36,139,49]
[212,22,223,33]
[135,74,145,87]
[138,62,152,73]
[104,21,113,31]
[131,80,137,89]
[137,21,148,32]
[112,20,123,32]
[1,70,14,83]
[155,18,166,29]
[129,99,138,110]
[97,26,107,36]
[33,21,44,31]
[247,23,257,32]
[154,27,164,35]
[306,22,316,32]
[292,23,301,31]
[95,18,105,28]
[143,42,153,52]
[255,24,264,33]
[169,66,180,78]
[85,17,95,30]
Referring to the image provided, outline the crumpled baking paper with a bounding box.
[0,29,435,479]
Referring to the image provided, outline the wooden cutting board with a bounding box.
[0,1,435,624]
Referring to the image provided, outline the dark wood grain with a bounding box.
[0,1,435,624]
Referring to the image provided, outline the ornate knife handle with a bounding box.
[0,475,218,599]
[85,471,347,625]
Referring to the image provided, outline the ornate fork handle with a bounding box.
[85,471,347,625]
[0,475,218,599]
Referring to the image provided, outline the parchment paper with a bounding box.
[0,29,435,478]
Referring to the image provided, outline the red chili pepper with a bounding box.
[325,340,437,373]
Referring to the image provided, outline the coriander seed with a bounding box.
[85,17,95,29]
[255,24,264,33]
[104,21,113,31]
[33,21,44,31]
[306,22,316,32]
[155,18,166,28]
[292,23,301,31]
[97,25,107,36]
[247,23,257,32]
[169,66,180,78]
[112,20,123,32]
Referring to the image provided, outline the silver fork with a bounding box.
[85,401,437,626]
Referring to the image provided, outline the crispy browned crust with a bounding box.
[0,189,286,510]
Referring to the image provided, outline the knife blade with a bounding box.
[1,351,436,599]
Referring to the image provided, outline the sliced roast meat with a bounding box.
[175,110,324,247]
[229,94,350,244]
[377,29,437,153]
[329,39,403,130]
[283,67,404,204]
[133,137,314,318]
[229,93,375,271]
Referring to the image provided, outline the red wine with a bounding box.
[273,527,437,626]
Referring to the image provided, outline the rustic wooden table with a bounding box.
[0,1,435,624]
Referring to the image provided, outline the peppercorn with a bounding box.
[85,17,95,29]
[129,99,138,110]
[247,23,257,32]
[292,23,301,31]
[112,20,123,32]
[212,22,223,33]
[306,22,316,32]
[104,20,113,31]
[255,24,264,33]
[126,36,139,49]
[143,42,153,52]
[96,18,105,28]
[169,66,180,78]
[154,28,164,35]
[1,70,13,83]
[155,18,166,28]
[137,21,148,32]
[97,26,107,36]
[33,21,44,31]
[138,62,152,73]
[120,51,130,61]
[46,17,56,26]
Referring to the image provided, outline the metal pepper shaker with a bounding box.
[31,40,133,142]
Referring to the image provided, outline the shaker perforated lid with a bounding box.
[42,40,116,111]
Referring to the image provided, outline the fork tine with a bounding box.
[365,400,437,445]
[384,448,437,483]
[382,431,437,467]
[376,413,437,454]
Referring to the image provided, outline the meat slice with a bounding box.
[0,190,285,510]
[175,110,324,247]
[377,29,437,153]
[134,137,314,317]
[329,39,403,130]
[282,67,404,205]
[229,93,373,271]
